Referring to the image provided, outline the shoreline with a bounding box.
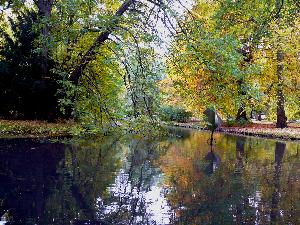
[1,119,300,141]
[170,122,300,141]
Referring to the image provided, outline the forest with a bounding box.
[0,0,299,134]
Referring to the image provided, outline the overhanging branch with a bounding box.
[69,0,136,84]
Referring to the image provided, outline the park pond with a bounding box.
[0,128,299,225]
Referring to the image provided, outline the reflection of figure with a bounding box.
[204,147,221,175]
[235,137,246,174]
[270,142,286,225]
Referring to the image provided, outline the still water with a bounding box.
[0,128,299,225]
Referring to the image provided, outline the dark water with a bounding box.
[0,129,299,225]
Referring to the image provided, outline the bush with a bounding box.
[237,118,249,126]
[225,118,249,127]
[159,105,192,122]
[225,118,236,127]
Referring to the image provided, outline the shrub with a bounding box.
[225,118,249,127]
[159,105,192,122]
[225,118,236,127]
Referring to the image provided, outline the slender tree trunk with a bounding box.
[235,80,248,122]
[275,0,287,128]
[35,0,56,120]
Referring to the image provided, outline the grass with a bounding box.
[0,119,77,138]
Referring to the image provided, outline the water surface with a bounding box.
[0,129,299,224]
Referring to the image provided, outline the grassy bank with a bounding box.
[0,120,77,138]
[0,119,166,139]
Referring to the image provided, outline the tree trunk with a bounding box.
[276,50,287,128]
[36,0,54,78]
[235,41,252,123]
[275,0,287,128]
[236,107,247,121]
[70,0,136,84]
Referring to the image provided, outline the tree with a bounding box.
[166,0,299,124]
[0,0,178,124]
[0,10,58,119]
[215,0,299,124]
[167,0,260,120]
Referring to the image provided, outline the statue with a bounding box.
[203,107,222,146]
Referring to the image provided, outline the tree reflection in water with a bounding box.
[270,142,285,225]
[94,139,172,224]
[0,136,171,225]
[0,130,299,225]
[43,136,172,225]
[159,130,300,225]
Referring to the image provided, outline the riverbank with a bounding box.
[1,119,300,141]
[221,126,300,141]
[170,121,300,141]
[0,119,76,138]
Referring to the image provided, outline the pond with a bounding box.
[0,128,299,225]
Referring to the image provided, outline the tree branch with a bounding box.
[69,0,136,84]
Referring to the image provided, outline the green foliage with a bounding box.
[47,0,167,131]
[225,118,236,127]
[168,14,261,117]
[125,115,169,139]
[159,105,192,123]
[225,118,249,127]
